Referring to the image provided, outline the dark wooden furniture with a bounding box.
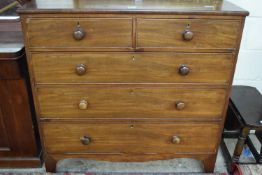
[0,12,42,168]
[222,86,262,171]
[18,0,248,172]
[255,130,262,161]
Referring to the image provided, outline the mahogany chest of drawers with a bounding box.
[18,0,248,172]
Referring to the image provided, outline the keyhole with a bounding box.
[129,89,134,94]
[76,21,81,28]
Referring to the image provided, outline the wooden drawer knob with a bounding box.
[183,29,194,41]
[73,23,86,40]
[79,100,88,110]
[75,64,87,75]
[80,135,91,145]
[176,101,186,110]
[172,136,181,144]
[178,65,190,76]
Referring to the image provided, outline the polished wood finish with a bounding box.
[18,0,248,172]
[42,122,220,154]
[26,18,132,48]
[137,19,241,50]
[0,80,38,158]
[0,31,42,167]
[37,86,226,119]
[0,58,22,79]
[31,52,234,84]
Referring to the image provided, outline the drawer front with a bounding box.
[26,18,132,48]
[137,19,241,49]
[37,87,226,119]
[32,52,234,84]
[42,122,220,154]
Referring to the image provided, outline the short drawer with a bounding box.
[26,18,132,48]
[42,122,220,154]
[32,52,234,84]
[137,19,241,50]
[37,86,226,119]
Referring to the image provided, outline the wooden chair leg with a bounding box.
[232,127,250,163]
[246,136,262,163]
[220,140,233,172]
[255,130,262,163]
[259,146,262,164]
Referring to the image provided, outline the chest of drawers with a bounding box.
[18,0,248,172]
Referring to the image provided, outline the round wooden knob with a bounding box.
[79,100,88,110]
[178,65,190,76]
[73,24,86,40]
[176,101,186,110]
[75,64,87,75]
[183,30,194,41]
[172,136,181,144]
[80,135,91,145]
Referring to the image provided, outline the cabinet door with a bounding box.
[0,80,38,157]
[0,108,10,153]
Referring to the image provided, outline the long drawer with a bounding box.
[31,52,234,84]
[26,18,132,48]
[137,18,241,50]
[37,86,226,119]
[42,122,220,154]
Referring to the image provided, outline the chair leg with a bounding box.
[255,130,262,163]
[232,127,250,163]
[259,146,262,163]
[220,140,233,172]
[246,136,262,163]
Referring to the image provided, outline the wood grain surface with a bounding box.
[42,122,220,154]
[32,52,234,84]
[37,86,226,119]
[137,18,241,49]
[26,18,132,48]
[18,0,248,172]
[0,31,41,167]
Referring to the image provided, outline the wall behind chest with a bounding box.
[228,0,262,92]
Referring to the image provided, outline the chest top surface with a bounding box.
[17,0,248,16]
